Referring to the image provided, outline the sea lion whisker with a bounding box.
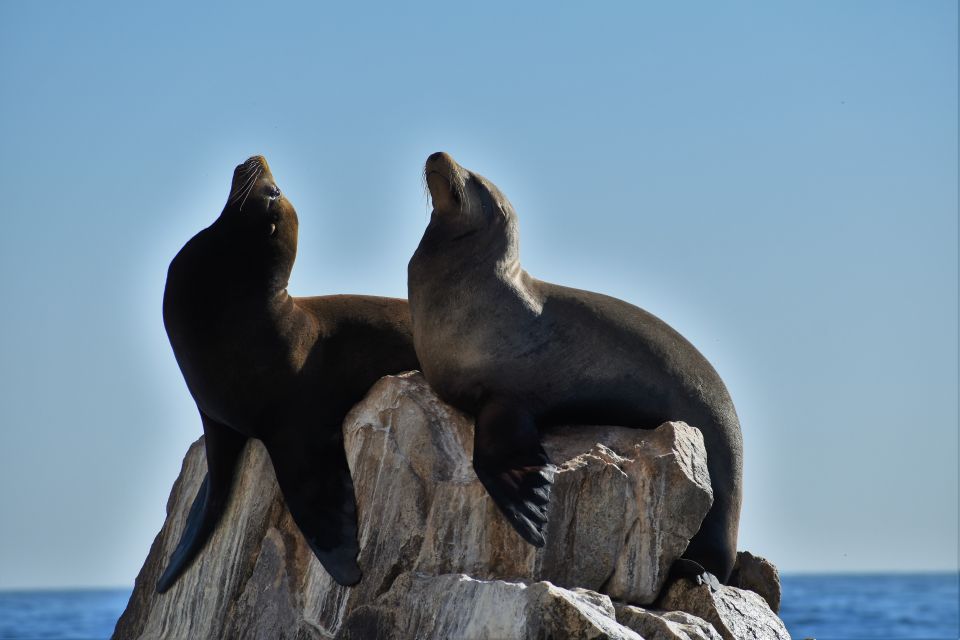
[231,168,254,190]
[230,164,262,205]
[240,170,262,211]
[238,166,262,212]
[452,172,466,205]
[229,179,252,204]
[229,169,261,204]
[422,169,438,216]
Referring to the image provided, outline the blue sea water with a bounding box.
[0,589,130,640]
[0,573,956,639]
[779,573,959,639]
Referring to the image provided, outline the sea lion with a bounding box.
[408,152,743,582]
[158,155,419,592]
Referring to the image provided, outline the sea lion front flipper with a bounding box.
[262,426,361,586]
[156,412,248,593]
[472,399,556,547]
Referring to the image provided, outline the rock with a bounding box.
[112,438,286,640]
[614,603,723,640]
[339,573,645,640]
[352,372,714,606]
[729,550,782,613]
[114,372,781,639]
[657,577,792,640]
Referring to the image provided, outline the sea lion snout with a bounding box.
[425,151,464,212]
[231,155,271,181]
[227,155,284,212]
[426,151,456,170]
[241,154,269,171]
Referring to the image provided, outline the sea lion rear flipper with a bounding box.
[473,400,556,547]
[263,426,361,586]
[156,412,247,593]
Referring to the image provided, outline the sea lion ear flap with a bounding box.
[477,185,511,223]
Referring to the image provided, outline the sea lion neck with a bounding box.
[407,216,521,295]
[226,224,296,298]
[172,222,294,304]
[415,208,521,271]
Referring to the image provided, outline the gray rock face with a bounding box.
[339,573,645,640]
[114,372,787,640]
[340,372,714,608]
[113,438,287,640]
[729,550,782,613]
[657,578,791,640]
[615,603,724,640]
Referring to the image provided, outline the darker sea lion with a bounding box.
[158,156,419,591]
[408,152,743,582]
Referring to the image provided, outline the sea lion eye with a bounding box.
[267,185,281,199]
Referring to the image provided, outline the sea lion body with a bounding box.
[408,152,743,582]
[158,156,419,591]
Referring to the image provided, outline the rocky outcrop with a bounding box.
[114,372,790,639]
[614,604,723,640]
[729,550,782,613]
[344,372,714,607]
[657,577,791,640]
[339,573,643,640]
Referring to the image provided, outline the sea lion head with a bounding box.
[422,152,520,263]
[219,155,298,288]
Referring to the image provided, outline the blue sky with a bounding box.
[0,2,956,589]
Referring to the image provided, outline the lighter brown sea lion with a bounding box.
[408,151,743,582]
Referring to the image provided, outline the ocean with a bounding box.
[0,573,956,639]
[779,573,959,639]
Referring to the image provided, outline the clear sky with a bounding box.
[0,2,956,590]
